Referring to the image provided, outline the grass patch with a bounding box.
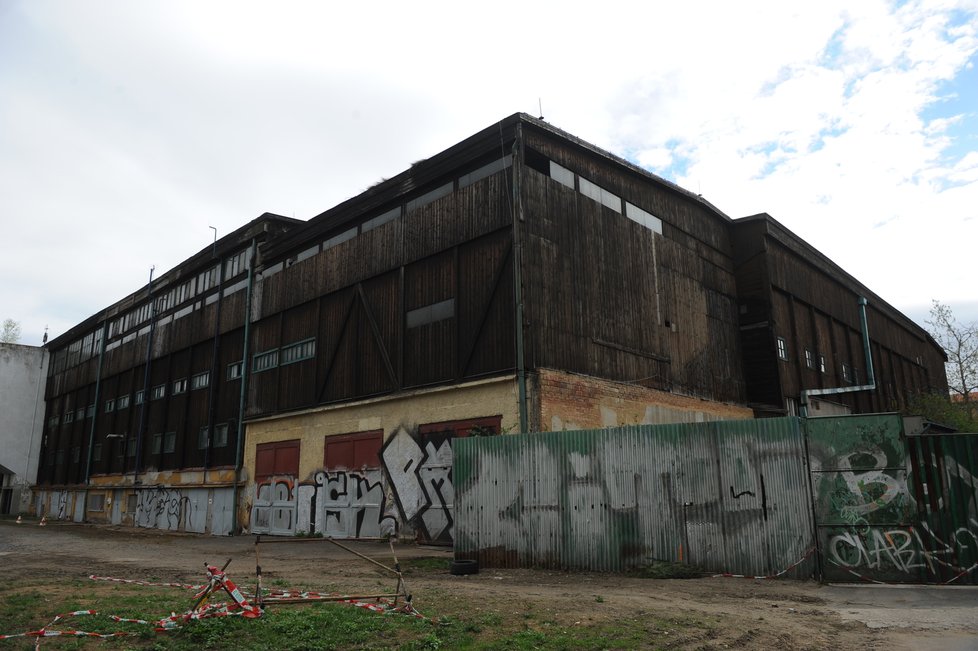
[631,560,706,579]
[0,574,715,650]
[400,557,450,574]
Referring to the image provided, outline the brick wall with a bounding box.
[533,368,753,431]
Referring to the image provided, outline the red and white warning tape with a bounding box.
[89,574,204,590]
[2,567,427,646]
[712,547,816,579]
[826,558,976,585]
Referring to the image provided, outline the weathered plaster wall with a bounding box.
[241,375,520,539]
[0,343,48,514]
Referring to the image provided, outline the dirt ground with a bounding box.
[1,519,976,650]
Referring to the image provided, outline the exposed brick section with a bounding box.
[535,368,753,431]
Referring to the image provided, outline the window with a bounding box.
[198,424,229,449]
[325,430,382,471]
[228,361,243,380]
[93,444,102,462]
[419,416,502,438]
[224,249,249,278]
[64,411,75,424]
[281,339,316,365]
[126,439,136,457]
[323,227,357,250]
[135,390,145,405]
[255,439,300,482]
[213,423,229,448]
[198,265,220,293]
[407,299,455,328]
[117,394,130,409]
[549,161,575,189]
[405,182,453,214]
[841,363,851,383]
[56,449,65,466]
[579,177,622,213]
[105,398,116,413]
[151,384,166,400]
[804,349,815,370]
[361,206,401,233]
[777,337,788,361]
[624,202,663,234]
[172,378,188,395]
[458,155,512,189]
[253,349,279,373]
[191,371,210,390]
[88,494,105,512]
[152,432,163,454]
[819,355,826,374]
[164,432,176,454]
[76,408,85,421]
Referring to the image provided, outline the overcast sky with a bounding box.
[2,0,977,347]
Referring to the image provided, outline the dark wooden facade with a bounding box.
[732,214,947,416]
[36,216,298,486]
[36,113,948,490]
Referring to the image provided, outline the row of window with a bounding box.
[269,156,515,279]
[532,154,664,236]
[49,422,233,468]
[105,248,251,341]
[776,337,860,383]
[253,338,316,373]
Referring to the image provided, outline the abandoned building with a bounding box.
[32,113,948,540]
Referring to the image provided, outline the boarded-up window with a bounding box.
[418,416,502,439]
[255,439,300,482]
[324,430,382,471]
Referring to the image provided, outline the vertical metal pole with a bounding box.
[512,123,528,434]
[82,320,109,518]
[133,266,156,486]
[231,239,256,535]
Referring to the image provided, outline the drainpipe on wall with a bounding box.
[133,266,156,486]
[82,321,109,518]
[512,122,528,434]
[231,238,256,535]
[800,297,876,417]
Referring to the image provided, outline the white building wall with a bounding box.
[0,343,49,514]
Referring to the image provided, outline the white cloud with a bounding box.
[1,0,977,345]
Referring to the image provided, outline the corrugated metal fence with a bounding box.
[454,417,816,577]
[454,414,978,583]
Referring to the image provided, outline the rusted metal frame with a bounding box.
[253,535,410,607]
[262,594,402,604]
[457,240,513,379]
[356,284,398,391]
[316,290,359,402]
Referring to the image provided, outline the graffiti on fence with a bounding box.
[381,426,455,543]
[828,518,978,577]
[135,486,192,530]
[55,490,69,520]
[252,477,295,535]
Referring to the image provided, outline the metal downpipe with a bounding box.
[800,296,877,416]
[231,238,256,535]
